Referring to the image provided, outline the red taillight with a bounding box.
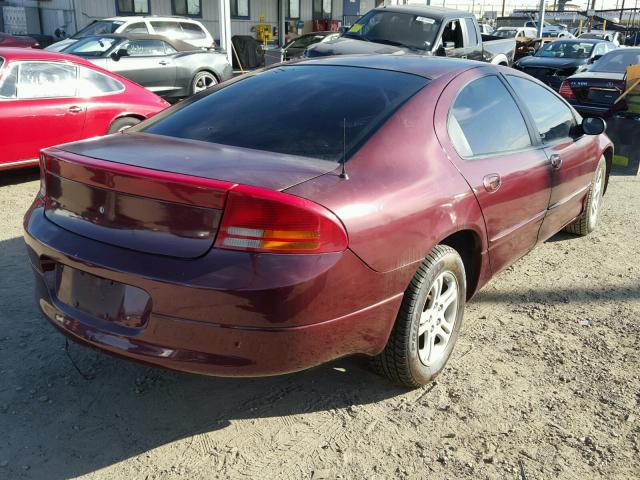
[559,81,576,100]
[215,186,348,254]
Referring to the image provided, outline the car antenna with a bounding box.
[340,117,349,180]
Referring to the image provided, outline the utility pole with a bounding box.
[536,0,546,38]
[501,0,506,17]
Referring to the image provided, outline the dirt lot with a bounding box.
[1,166,638,480]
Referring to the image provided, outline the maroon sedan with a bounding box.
[24,56,612,387]
[0,48,169,171]
[0,32,40,49]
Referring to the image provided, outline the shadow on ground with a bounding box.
[0,235,408,479]
[0,166,39,187]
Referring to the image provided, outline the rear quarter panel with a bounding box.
[481,36,516,64]
[286,75,488,276]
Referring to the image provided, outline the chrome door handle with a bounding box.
[550,154,563,169]
[67,106,83,113]
[159,60,169,65]
[483,173,501,193]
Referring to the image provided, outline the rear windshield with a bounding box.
[494,29,517,38]
[72,21,124,39]
[592,50,640,73]
[141,65,429,161]
[537,41,594,58]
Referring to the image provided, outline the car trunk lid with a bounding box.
[41,133,337,258]
[568,73,626,107]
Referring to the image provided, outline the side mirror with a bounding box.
[582,116,606,135]
[528,47,536,55]
[444,41,455,50]
[338,26,348,35]
[110,48,128,61]
[590,54,602,64]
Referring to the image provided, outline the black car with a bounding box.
[63,34,232,100]
[514,39,616,90]
[559,48,640,117]
[282,31,340,60]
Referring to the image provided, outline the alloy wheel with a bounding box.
[417,271,459,367]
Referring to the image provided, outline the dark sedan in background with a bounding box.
[0,32,41,48]
[282,31,340,60]
[514,38,616,90]
[63,34,232,99]
[560,48,640,117]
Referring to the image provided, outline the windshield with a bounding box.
[287,34,326,49]
[494,28,517,38]
[64,36,120,56]
[142,65,429,161]
[72,21,123,39]
[342,10,441,51]
[592,50,640,73]
[536,41,594,58]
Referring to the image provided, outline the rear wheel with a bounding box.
[107,117,140,134]
[371,245,466,388]
[564,155,606,236]
[191,71,218,95]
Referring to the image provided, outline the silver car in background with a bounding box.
[63,34,232,100]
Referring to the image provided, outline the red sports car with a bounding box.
[0,48,168,171]
[24,56,612,387]
[0,32,40,49]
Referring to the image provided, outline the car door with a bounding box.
[0,61,86,167]
[439,19,468,58]
[108,39,176,94]
[462,17,483,61]
[435,69,552,275]
[506,74,600,241]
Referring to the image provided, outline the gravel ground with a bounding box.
[0,166,638,480]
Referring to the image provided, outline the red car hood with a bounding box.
[56,132,338,191]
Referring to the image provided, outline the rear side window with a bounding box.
[0,62,17,98]
[464,18,478,46]
[449,75,531,157]
[151,21,182,36]
[507,76,575,143]
[78,67,124,96]
[142,65,429,161]
[17,62,77,99]
[122,22,149,34]
[180,22,206,40]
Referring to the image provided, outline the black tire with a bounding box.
[107,117,140,134]
[190,71,218,95]
[564,155,607,236]
[371,245,466,388]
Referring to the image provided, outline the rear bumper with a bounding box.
[24,203,407,376]
[567,100,611,117]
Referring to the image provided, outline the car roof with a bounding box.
[104,16,199,22]
[0,47,95,65]
[84,34,200,52]
[294,54,481,80]
[373,5,473,21]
